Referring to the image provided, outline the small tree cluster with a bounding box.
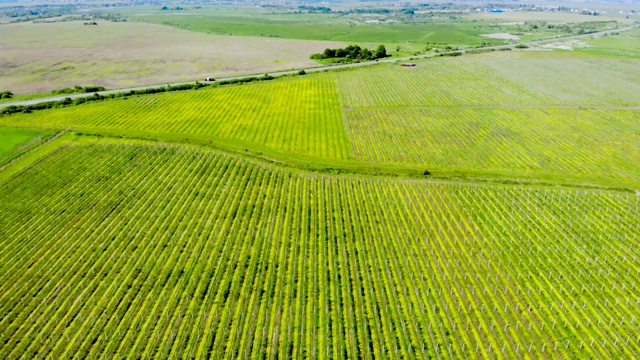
[311,45,388,61]
[52,86,106,95]
[0,91,13,99]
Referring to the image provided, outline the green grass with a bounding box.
[577,28,640,58]
[0,126,51,160]
[0,127,41,157]
[0,139,638,359]
[124,5,623,53]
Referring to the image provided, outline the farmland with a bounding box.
[2,51,638,188]
[0,139,638,358]
[1,12,639,359]
[0,76,350,160]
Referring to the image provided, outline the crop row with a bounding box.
[335,54,640,108]
[0,142,638,359]
[0,75,349,160]
[343,107,640,185]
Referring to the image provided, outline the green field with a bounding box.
[0,126,57,169]
[2,52,638,188]
[578,28,640,58]
[0,139,638,358]
[0,76,350,160]
[1,28,639,359]
[122,5,624,52]
[133,12,500,46]
[0,127,45,158]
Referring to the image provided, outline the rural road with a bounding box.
[2,24,638,109]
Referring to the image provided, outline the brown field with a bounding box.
[0,21,345,94]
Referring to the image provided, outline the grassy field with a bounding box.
[124,6,516,46]
[0,139,638,359]
[0,21,345,95]
[0,5,630,96]
[577,28,640,58]
[0,127,46,158]
[0,126,62,171]
[122,5,624,53]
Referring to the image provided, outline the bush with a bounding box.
[82,85,105,93]
[52,88,75,95]
[0,91,13,99]
[298,69,307,75]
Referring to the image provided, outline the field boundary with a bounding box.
[4,131,633,195]
[0,130,65,172]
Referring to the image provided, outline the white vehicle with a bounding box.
[205,77,216,82]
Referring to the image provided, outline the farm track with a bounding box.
[0,142,638,359]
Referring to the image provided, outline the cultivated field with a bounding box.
[335,53,640,107]
[1,18,639,359]
[335,53,640,186]
[2,51,638,187]
[0,76,350,160]
[0,21,345,95]
[0,139,638,359]
[343,107,639,183]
